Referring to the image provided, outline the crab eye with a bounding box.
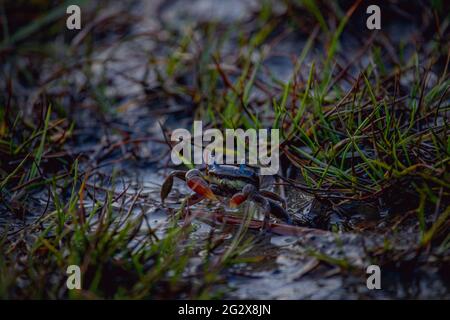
[242,184,256,195]
[186,169,202,180]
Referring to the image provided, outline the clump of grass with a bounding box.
[192,0,449,245]
[0,156,251,299]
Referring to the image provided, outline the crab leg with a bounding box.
[230,184,292,225]
[254,195,272,230]
[259,190,287,209]
[264,198,292,224]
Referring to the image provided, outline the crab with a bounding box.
[160,163,291,227]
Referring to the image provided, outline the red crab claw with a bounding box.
[229,184,257,208]
[229,193,247,208]
[186,169,217,201]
